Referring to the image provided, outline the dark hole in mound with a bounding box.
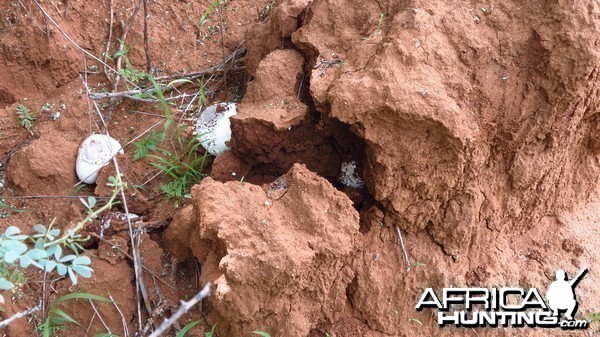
[0,88,15,108]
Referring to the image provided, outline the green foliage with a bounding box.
[204,324,217,337]
[146,141,209,199]
[38,293,112,337]
[257,1,274,20]
[108,40,147,84]
[0,200,24,214]
[133,131,162,160]
[0,176,124,304]
[588,310,600,322]
[176,320,201,337]
[198,0,221,29]
[252,332,271,337]
[15,104,35,134]
[138,74,210,200]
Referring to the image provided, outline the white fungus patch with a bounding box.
[196,102,237,156]
[76,134,124,184]
[339,161,364,189]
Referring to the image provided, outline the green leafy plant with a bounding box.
[133,130,162,160]
[198,0,221,29]
[138,74,210,200]
[0,200,24,215]
[109,40,147,84]
[588,310,600,322]
[15,104,35,134]
[175,320,201,337]
[146,141,209,199]
[252,332,271,337]
[0,175,124,303]
[38,293,112,337]
[257,1,274,20]
[204,324,217,337]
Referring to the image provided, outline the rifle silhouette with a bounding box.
[569,267,588,288]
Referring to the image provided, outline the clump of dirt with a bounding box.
[166,164,359,336]
[230,48,343,182]
[6,133,79,195]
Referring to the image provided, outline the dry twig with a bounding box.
[395,225,411,269]
[147,283,211,337]
[0,306,40,328]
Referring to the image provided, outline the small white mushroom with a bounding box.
[196,103,237,156]
[76,134,124,184]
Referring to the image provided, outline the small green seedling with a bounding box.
[252,332,271,337]
[133,131,162,160]
[176,320,201,337]
[38,293,112,337]
[204,324,217,337]
[16,104,35,134]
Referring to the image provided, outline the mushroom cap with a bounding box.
[196,103,237,156]
[76,134,124,184]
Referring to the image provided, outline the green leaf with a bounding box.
[33,224,46,234]
[2,240,28,255]
[67,268,77,285]
[56,263,67,276]
[176,320,201,337]
[45,260,57,272]
[26,248,48,260]
[0,277,14,290]
[252,332,271,337]
[0,200,24,213]
[71,265,93,278]
[4,251,21,264]
[87,196,97,209]
[55,292,111,304]
[59,254,76,263]
[49,307,80,326]
[4,226,21,237]
[72,256,91,265]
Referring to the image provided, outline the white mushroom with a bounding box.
[76,134,124,184]
[196,103,237,156]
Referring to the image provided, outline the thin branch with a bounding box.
[110,294,130,337]
[147,283,211,337]
[394,225,410,269]
[142,0,152,72]
[0,306,40,328]
[88,299,112,334]
[103,0,115,81]
[0,195,111,200]
[88,66,244,101]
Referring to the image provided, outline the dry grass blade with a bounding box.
[147,283,211,337]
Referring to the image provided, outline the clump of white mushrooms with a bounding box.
[76,134,124,184]
[196,103,237,156]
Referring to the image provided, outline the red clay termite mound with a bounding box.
[166,164,359,336]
